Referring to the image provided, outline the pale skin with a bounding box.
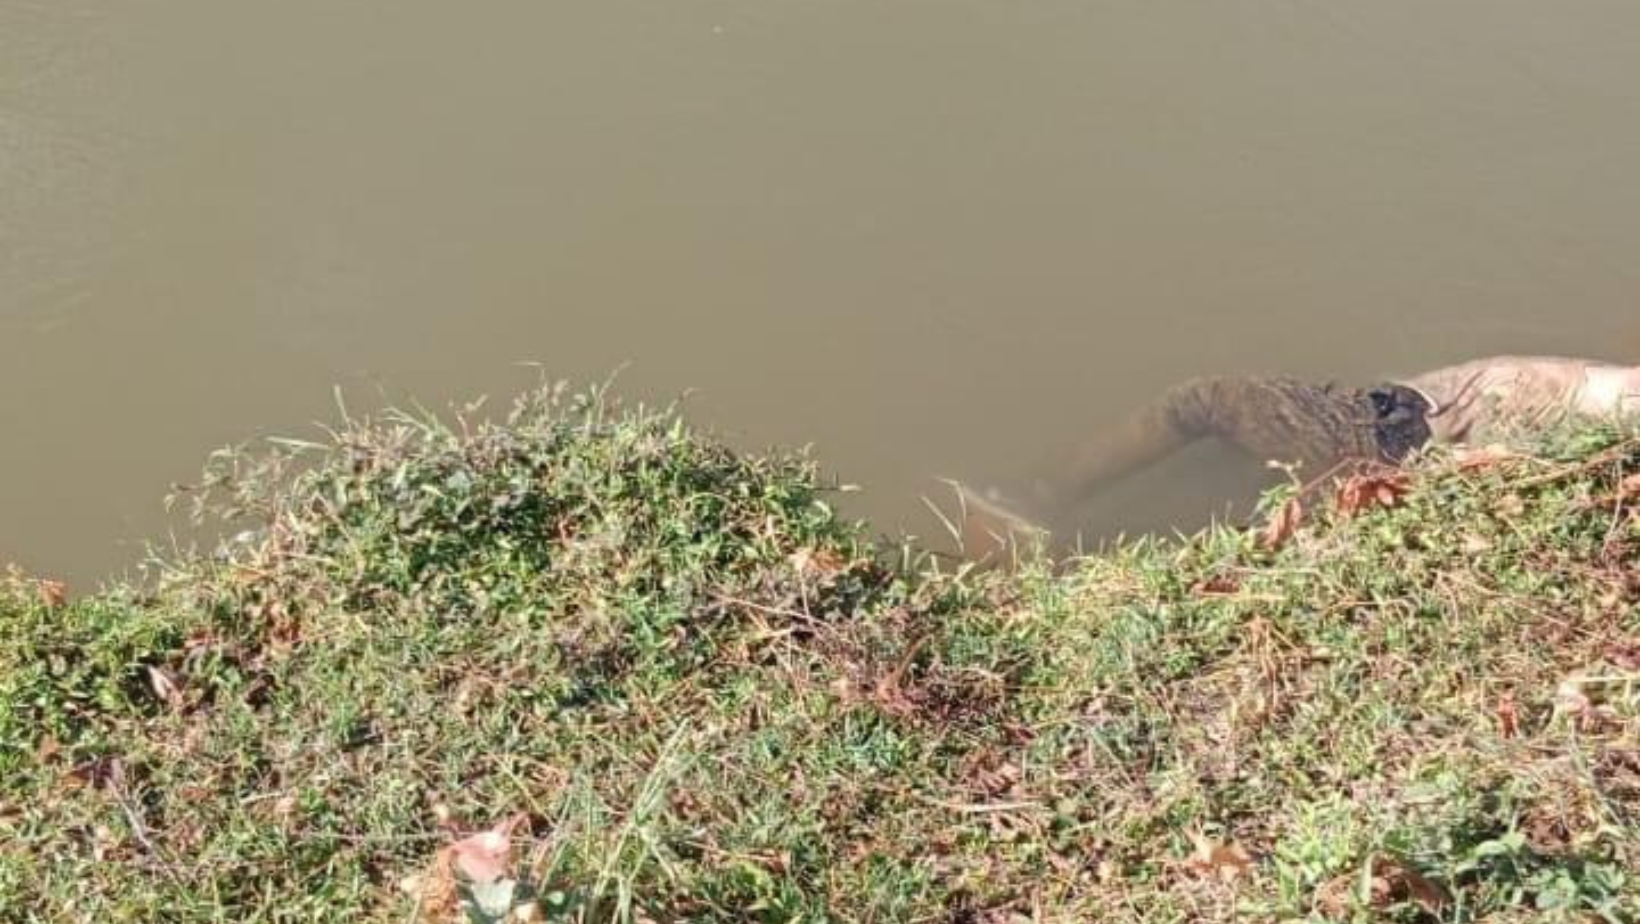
[1401,355,1640,444]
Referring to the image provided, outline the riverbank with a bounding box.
[3,382,1637,922]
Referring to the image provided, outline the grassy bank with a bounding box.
[2,382,1637,922]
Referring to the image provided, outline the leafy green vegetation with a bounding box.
[2,382,1636,922]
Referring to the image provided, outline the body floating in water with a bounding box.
[960,355,1640,555]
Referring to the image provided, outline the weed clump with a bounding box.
[1,384,1637,922]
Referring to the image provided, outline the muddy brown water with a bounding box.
[5,1,1640,585]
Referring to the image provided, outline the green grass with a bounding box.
[2,381,1637,922]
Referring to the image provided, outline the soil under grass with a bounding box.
[2,382,1637,922]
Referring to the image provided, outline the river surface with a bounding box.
[5,1,1640,584]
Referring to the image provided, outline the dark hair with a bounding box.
[1368,384,1433,462]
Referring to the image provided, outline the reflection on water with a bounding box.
[4,0,1640,583]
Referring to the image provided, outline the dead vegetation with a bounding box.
[1,384,1636,921]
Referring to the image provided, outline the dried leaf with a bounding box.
[1192,574,1241,596]
[64,756,121,792]
[1454,443,1517,472]
[1335,470,1411,518]
[872,672,918,719]
[962,753,1024,798]
[1315,857,1448,916]
[1375,858,1448,913]
[1315,868,1388,917]
[869,637,929,720]
[1185,833,1255,883]
[272,793,298,820]
[829,675,860,705]
[1603,638,1640,671]
[1496,690,1519,738]
[146,665,184,710]
[401,865,458,922]
[790,546,848,578]
[1260,496,1303,550]
[37,579,67,609]
[1620,472,1640,500]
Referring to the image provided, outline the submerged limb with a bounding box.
[944,374,1432,562]
[1052,376,1428,509]
[950,483,1051,564]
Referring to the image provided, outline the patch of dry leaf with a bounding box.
[1334,469,1412,518]
[1314,856,1448,918]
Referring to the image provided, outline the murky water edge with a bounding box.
[4,1,1639,583]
